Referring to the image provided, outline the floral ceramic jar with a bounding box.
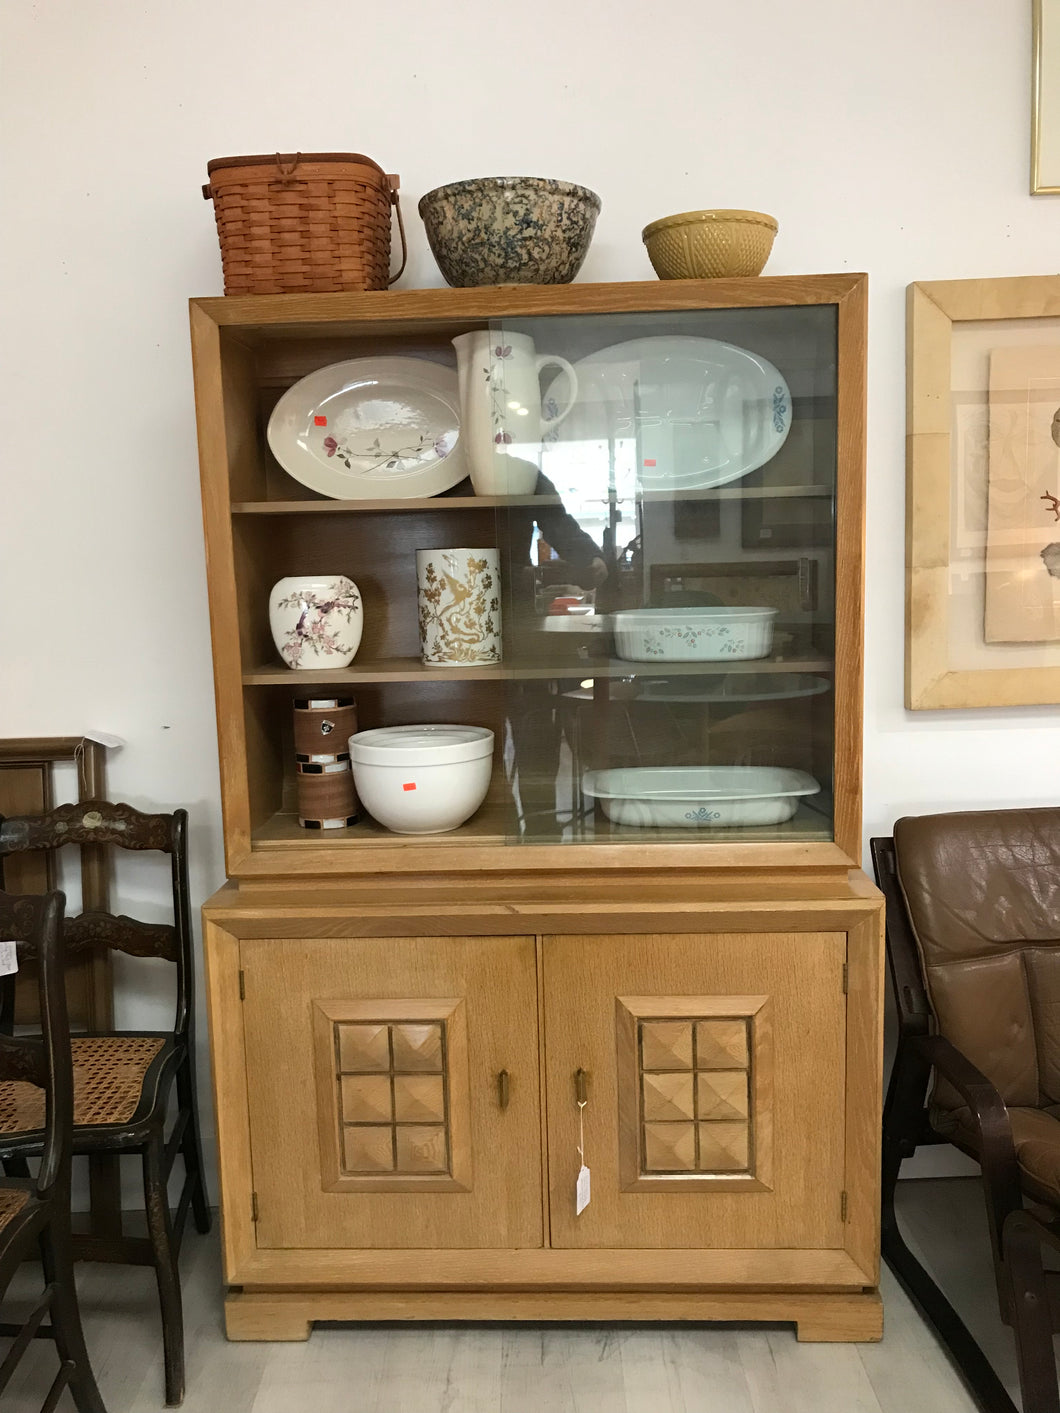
[269,576,363,670]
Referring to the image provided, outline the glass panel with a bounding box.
[946,316,1060,671]
[484,305,838,845]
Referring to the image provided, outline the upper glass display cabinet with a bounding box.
[189,276,866,878]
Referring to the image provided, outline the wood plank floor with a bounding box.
[2,1178,1048,1411]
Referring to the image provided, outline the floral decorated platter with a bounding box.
[541,336,792,492]
[267,357,469,499]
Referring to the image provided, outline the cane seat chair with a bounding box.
[0,802,210,1407]
[872,807,1060,1413]
[0,887,106,1412]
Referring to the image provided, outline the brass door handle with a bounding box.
[498,1069,510,1110]
[575,1068,589,1105]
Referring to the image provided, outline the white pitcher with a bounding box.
[452,331,578,495]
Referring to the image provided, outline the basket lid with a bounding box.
[207,152,387,176]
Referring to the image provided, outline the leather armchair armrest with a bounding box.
[912,1033,1023,1222]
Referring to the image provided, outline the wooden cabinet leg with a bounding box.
[225,1294,312,1342]
[796,1291,883,1343]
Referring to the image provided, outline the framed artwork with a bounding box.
[906,275,1060,708]
[1033,0,1060,193]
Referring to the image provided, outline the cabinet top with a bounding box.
[190,274,868,336]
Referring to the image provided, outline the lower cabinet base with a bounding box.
[224,1288,883,1344]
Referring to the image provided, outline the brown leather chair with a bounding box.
[872,809,1060,1413]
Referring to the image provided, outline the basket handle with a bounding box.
[203,151,303,198]
[388,175,407,286]
[275,152,302,184]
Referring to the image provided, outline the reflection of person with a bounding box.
[532,474,609,589]
[499,473,607,834]
[501,472,608,599]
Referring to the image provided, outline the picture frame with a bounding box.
[906,275,1060,709]
[1033,0,1060,192]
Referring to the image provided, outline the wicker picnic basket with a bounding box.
[202,152,406,295]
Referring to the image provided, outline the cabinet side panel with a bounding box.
[202,916,256,1282]
[844,911,884,1280]
[190,305,253,865]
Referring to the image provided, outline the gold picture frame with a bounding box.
[1033,0,1060,192]
[906,275,1060,709]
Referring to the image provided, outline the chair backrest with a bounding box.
[0,889,71,1202]
[0,801,193,1040]
[888,807,1060,1114]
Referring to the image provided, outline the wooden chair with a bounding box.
[0,887,106,1413]
[872,809,1060,1413]
[0,802,211,1407]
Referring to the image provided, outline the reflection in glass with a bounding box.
[473,305,840,846]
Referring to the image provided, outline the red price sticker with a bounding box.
[402,782,417,792]
[643,458,656,467]
[314,415,327,427]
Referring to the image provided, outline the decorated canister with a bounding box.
[296,758,359,828]
[416,547,502,666]
[294,697,358,762]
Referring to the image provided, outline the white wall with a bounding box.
[2,0,1058,1189]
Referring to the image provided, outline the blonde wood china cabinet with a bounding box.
[190,276,884,1344]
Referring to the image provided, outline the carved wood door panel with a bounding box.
[542,932,847,1251]
[240,935,542,1250]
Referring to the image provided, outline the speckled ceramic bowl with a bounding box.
[418,176,601,287]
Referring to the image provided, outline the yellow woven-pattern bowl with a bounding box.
[643,209,778,279]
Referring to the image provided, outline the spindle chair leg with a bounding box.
[177,1057,211,1236]
[39,1215,107,1413]
[143,1136,184,1406]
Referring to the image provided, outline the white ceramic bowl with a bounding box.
[582,766,820,829]
[611,607,777,662]
[349,725,494,834]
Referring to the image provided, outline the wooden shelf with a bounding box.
[232,485,834,515]
[251,800,834,850]
[253,805,508,848]
[241,655,836,685]
[232,494,558,514]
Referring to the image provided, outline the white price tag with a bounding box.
[0,942,18,976]
[84,730,126,750]
[576,1163,591,1215]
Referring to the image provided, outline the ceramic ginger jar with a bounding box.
[269,576,363,670]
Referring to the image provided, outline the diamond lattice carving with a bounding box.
[391,1024,443,1072]
[642,1071,695,1122]
[697,1122,749,1170]
[334,1019,451,1175]
[636,1016,753,1176]
[337,1024,390,1072]
[696,1070,748,1122]
[643,1122,696,1171]
[695,1019,749,1070]
[640,1022,694,1071]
